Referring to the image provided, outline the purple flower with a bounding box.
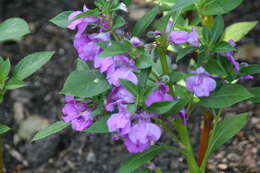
[130,37,143,47]
[173,109,188,124]
[62,102,87,122]
[220,40,240,72]
[107,111,132,136]
[239,62,254,81]
[94,56,114,72]
[106,87,135,112]
[74,32,110,61]
[128,122,161,147]
[186,67,216,97]
[170,27,199,47]
[145,83,173,106]
[71,111,94,131]
[62,96,94,131]
[68,7,98,36]
[170,31,189,44]
[107,67,138,87]
[124,137,150,153]
[187,27,199,47]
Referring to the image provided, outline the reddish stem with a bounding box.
[197,109,214,167]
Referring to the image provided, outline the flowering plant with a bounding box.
[33,0,259,172]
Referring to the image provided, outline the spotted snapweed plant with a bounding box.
[33,0,259,172]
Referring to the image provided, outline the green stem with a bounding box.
[157,44,175,96]
[174,119,201,173]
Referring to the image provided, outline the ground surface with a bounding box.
[0,0,259,173]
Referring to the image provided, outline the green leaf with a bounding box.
[206,113,247,156]
[32,121,70,141]
[170,72,189,83]
[71,9,100,21]
[239,64,260,76]
[136,53,153,69]
[172,0,198,12]
[76,59,90,70]
[210,15,224,43]
[123,0,132,6]
[166,94,192,116]
[147,101,178,114]
[50,11,73,28]
[120,79,139,97]
[13,51,55,80]
[202,0,243,15]
[213,41,236,53]
[61,70,110,98]
[0,56,3,63]
[0,124,11,134]
[5,78,26,90]
[0,59,11,88]
[127,104,137,113]
[199,84,253,108]
[0,17,30,42]
[113,16,126,29]
[119,145,170,173]
[247,87,260,103]
[138,68,151,94]
[204,58,227,76]
[223,21,258,42]
[85,115,110,133]
[133,6,160,36]
[97,41,130,58]
[132,169,150,173]
[176,46,197,62]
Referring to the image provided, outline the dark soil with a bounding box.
[0,0,259,173]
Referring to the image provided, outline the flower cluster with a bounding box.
[106,83,174,153]
[62,7,176,153]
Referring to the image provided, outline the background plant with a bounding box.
[0,17,55,172]
[33,0,259,172]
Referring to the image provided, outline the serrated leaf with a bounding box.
[170,72,190,83]
[247,87,260,103]
[133,6,160,36]
[113,16,126,29]
[147,101,178,114]
[199,84,253,108]
[172,0,198,12]
[0,59,11,88]
[0,17,30,42]
[5,77,26,90]
[76,59,90,70]
[120,79,139,97]
[72,9,100,21]
[210,15,224,43]
[50,11,73,28]
[32,121,70,141]
[13,51,55,80]
[223,21,258,42]
[118,145,170,173]
[97,41,130,58]
[0,124,11,134]
[61,70,110,98]
[202,0,243,15]
[239,64,260,76]
[84,115,110,133]
[176,46,197,62]
[206,113,247,156]
[213,41,236,53]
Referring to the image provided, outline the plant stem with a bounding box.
[174,119,201,173]
[197,109,213,167]
[157,44,175,96]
